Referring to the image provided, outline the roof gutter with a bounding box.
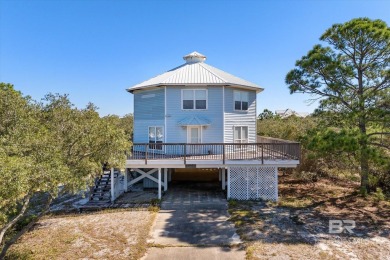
[127,83,264,94]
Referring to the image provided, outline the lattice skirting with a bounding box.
[228,166,278,201]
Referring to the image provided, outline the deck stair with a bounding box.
[90,171,112,203]
[81,170,119,210]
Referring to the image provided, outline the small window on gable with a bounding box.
[182,89,207,110]
[234,90,249,111]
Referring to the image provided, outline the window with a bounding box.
[149,126,163,150]
[182,89,207,110]
[234,126,248,143]
[234,90,249,111]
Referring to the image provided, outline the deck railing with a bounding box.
[128,137,300,165]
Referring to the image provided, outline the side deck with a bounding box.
[126,136,301,168]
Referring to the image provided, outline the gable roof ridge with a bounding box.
[198,62,228,83]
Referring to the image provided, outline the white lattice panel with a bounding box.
[228,167,278,201]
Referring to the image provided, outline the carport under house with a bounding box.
[91,52,301,205]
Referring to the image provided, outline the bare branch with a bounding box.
[369,142,390,150]
[367,132,390,137]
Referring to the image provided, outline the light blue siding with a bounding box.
[133,88,165,143]
[133,85,257,147]
[224,87,257,143]
[143,172,166,188]
[165,86,224,143]
[134,88,165,120]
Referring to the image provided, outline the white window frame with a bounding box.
[181,89,208,110]
[233,126,249,143]
[148,126,164,151]
[234,90,249,111]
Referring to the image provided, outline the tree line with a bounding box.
[0,83,133,256]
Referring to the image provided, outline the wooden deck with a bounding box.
[127,136,300,166]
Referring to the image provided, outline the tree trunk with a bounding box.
[0,195,52,259]
[360,141,369,194]
[357,67,369,195]
[0,194,31,246]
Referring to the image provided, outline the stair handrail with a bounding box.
[112,170,124,201]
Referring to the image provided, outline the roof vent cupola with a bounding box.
[183,51,206,64]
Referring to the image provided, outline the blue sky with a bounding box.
[1,0,389,116]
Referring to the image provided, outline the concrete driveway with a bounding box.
[144,182,245,260]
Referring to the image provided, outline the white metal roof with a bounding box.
[127,52,263,93]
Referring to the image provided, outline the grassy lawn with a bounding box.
[229,173,390,260]
[6,210,155,260]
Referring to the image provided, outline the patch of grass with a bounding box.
[245,244,255,260]
[228,204,263,235]
[228,199,239,208]
[278,196,313,208]
[372,188,386,202]
[4,249,33,260]
[150,198,161,206]
[148,243,166,248]
[148,205,160,212]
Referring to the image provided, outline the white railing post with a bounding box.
[256,167,259,199]
[222,168,225,190]
[164,168,168,191]
[124,168,128,192]
[227,167,230,199]
[158,168,162,199]
[110,167,115,202]
[274,167,278,201]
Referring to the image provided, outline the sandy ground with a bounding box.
[7,211,154,260]
[230,174,390,260]
[244,204,390,260]
[6,174,390,260]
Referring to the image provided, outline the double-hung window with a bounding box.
[149,126,163,150]
[182,89,207,110]
[234,126,248,143]
[234,90,249,111]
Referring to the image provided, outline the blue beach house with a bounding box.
[120,52,300,201]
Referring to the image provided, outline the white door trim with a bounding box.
[187,126,202,143]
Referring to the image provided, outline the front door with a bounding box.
[187,126,201,155]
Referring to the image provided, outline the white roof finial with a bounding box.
[183,51,206,63]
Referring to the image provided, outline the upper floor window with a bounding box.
[182,89,207,110]
[149,126,163,150]
[234,90,249,111]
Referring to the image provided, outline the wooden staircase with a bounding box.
[89,170,112,205]
[80,170,115,211]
